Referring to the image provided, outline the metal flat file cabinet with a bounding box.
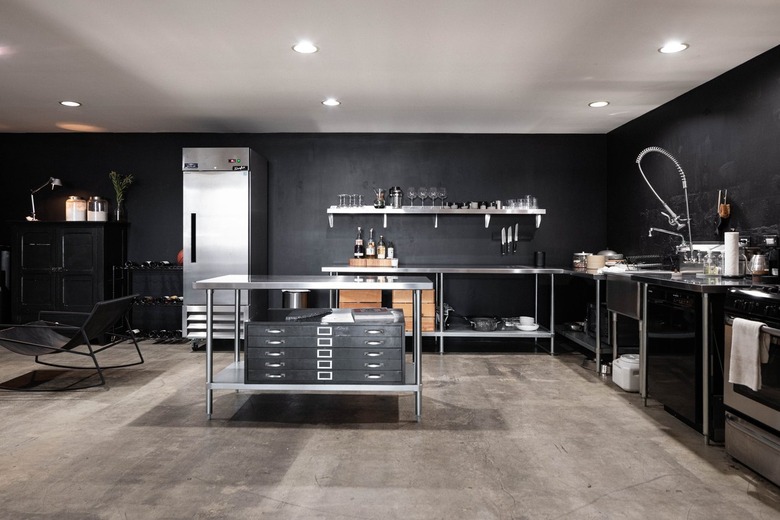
[245,317,405,384]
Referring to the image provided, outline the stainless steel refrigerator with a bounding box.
[182,147,268,340]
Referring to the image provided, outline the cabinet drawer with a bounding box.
[246,322,403,338]
[245,346,403,361]
[246,358,404,371]
[246,335,403,349]
[246,369,404,384]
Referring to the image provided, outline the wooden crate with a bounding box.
[339,289,381,309]
[404,316,435,332]
[392,302,436,318]
[391,289,435,304]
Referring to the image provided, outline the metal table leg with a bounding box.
[414,288,422,419]
[206,288,214,418]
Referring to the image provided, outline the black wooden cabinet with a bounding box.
[10,222,128,323]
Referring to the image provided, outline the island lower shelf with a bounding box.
[211,361,420,392]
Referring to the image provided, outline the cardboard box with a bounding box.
[392,289,435,304]
[339,289,382,303]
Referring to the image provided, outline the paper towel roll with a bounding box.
[724,231,740,277]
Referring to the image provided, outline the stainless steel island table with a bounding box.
[192,275,434,419]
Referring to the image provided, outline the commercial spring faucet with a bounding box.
[648,227,690,254]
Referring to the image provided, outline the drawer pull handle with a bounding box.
[365,340,385,346]
[265,328,284,334]
[365,362,384,368]
[266,373,285,379]
[365,351,384,357]
[365,329,385,334]
[265,351,284,357]
[365,373,384,380]
[265,339,285,345]
[317,372,333,381]
[265,362,285,368]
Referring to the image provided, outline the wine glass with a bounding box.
[437,187,447,207]
[407,186,417,206]
[429,186,438,207]
[418,187,429,207]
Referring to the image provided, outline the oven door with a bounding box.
[724,316,780,432]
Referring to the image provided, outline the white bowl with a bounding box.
[518,315,535,325]
[517,323,539,331]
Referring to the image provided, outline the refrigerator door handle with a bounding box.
[190,213,197,262]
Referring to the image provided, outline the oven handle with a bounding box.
[725,315,780,337]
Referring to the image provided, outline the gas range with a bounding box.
[725,284,780,322]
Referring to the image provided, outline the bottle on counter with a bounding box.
[387,241,395,259]
[365,228,376,258]
[377,235,387,259]
[354,226,365,259]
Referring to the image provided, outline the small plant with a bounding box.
[109,171,134,205]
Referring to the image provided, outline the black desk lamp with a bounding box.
[27,177,62,221]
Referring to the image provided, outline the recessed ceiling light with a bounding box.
[59,100,82,107]
[293,41,318,54]
[322,98,341,106]
[589,101,609,108]
[658,42,689,54]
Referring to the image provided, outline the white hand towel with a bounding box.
[729,317,771,391]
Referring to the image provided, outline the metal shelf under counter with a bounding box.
[326,205,546,228]
[322,264,563,354]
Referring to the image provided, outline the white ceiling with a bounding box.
[1,0,779,134]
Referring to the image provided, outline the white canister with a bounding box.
[87,196,109,222]
[65,196,87,221]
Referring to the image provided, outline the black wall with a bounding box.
[607,45,780,256]
[0,133,606,316]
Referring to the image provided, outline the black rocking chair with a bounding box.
[0,295,144,390]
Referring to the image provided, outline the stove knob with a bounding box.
[735,299,747,311]
[767,305,780,318]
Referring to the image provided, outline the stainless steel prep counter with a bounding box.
[192,275,434,419]
[606,271,751,443]
[321,265,564,354]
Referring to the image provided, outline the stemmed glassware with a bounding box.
[407,186,417,206]
[437,187,447,207]
[418,187,429,207]
[429,186,438,207]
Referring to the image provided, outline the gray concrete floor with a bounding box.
[1,340,779,519]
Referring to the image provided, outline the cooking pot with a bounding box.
[470,316,499,331]
[597,249,624,261]
[573,252,590,269]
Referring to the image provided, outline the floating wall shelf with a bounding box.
[326,206,546,229]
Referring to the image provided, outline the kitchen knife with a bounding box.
[506,226,513,254]
[513,223,519,253]
[501,227,506,255]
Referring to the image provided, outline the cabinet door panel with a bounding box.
[61,275,96,311]
[20,273,56,309]
[20,231,56,269]
[61,231,96,271]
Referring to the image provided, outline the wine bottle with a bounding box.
[377,235,387,259]
[354,226,365,259]
[365,228,376,258]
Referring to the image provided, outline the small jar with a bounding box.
[87,196,108,222]
[65,196,87,221]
